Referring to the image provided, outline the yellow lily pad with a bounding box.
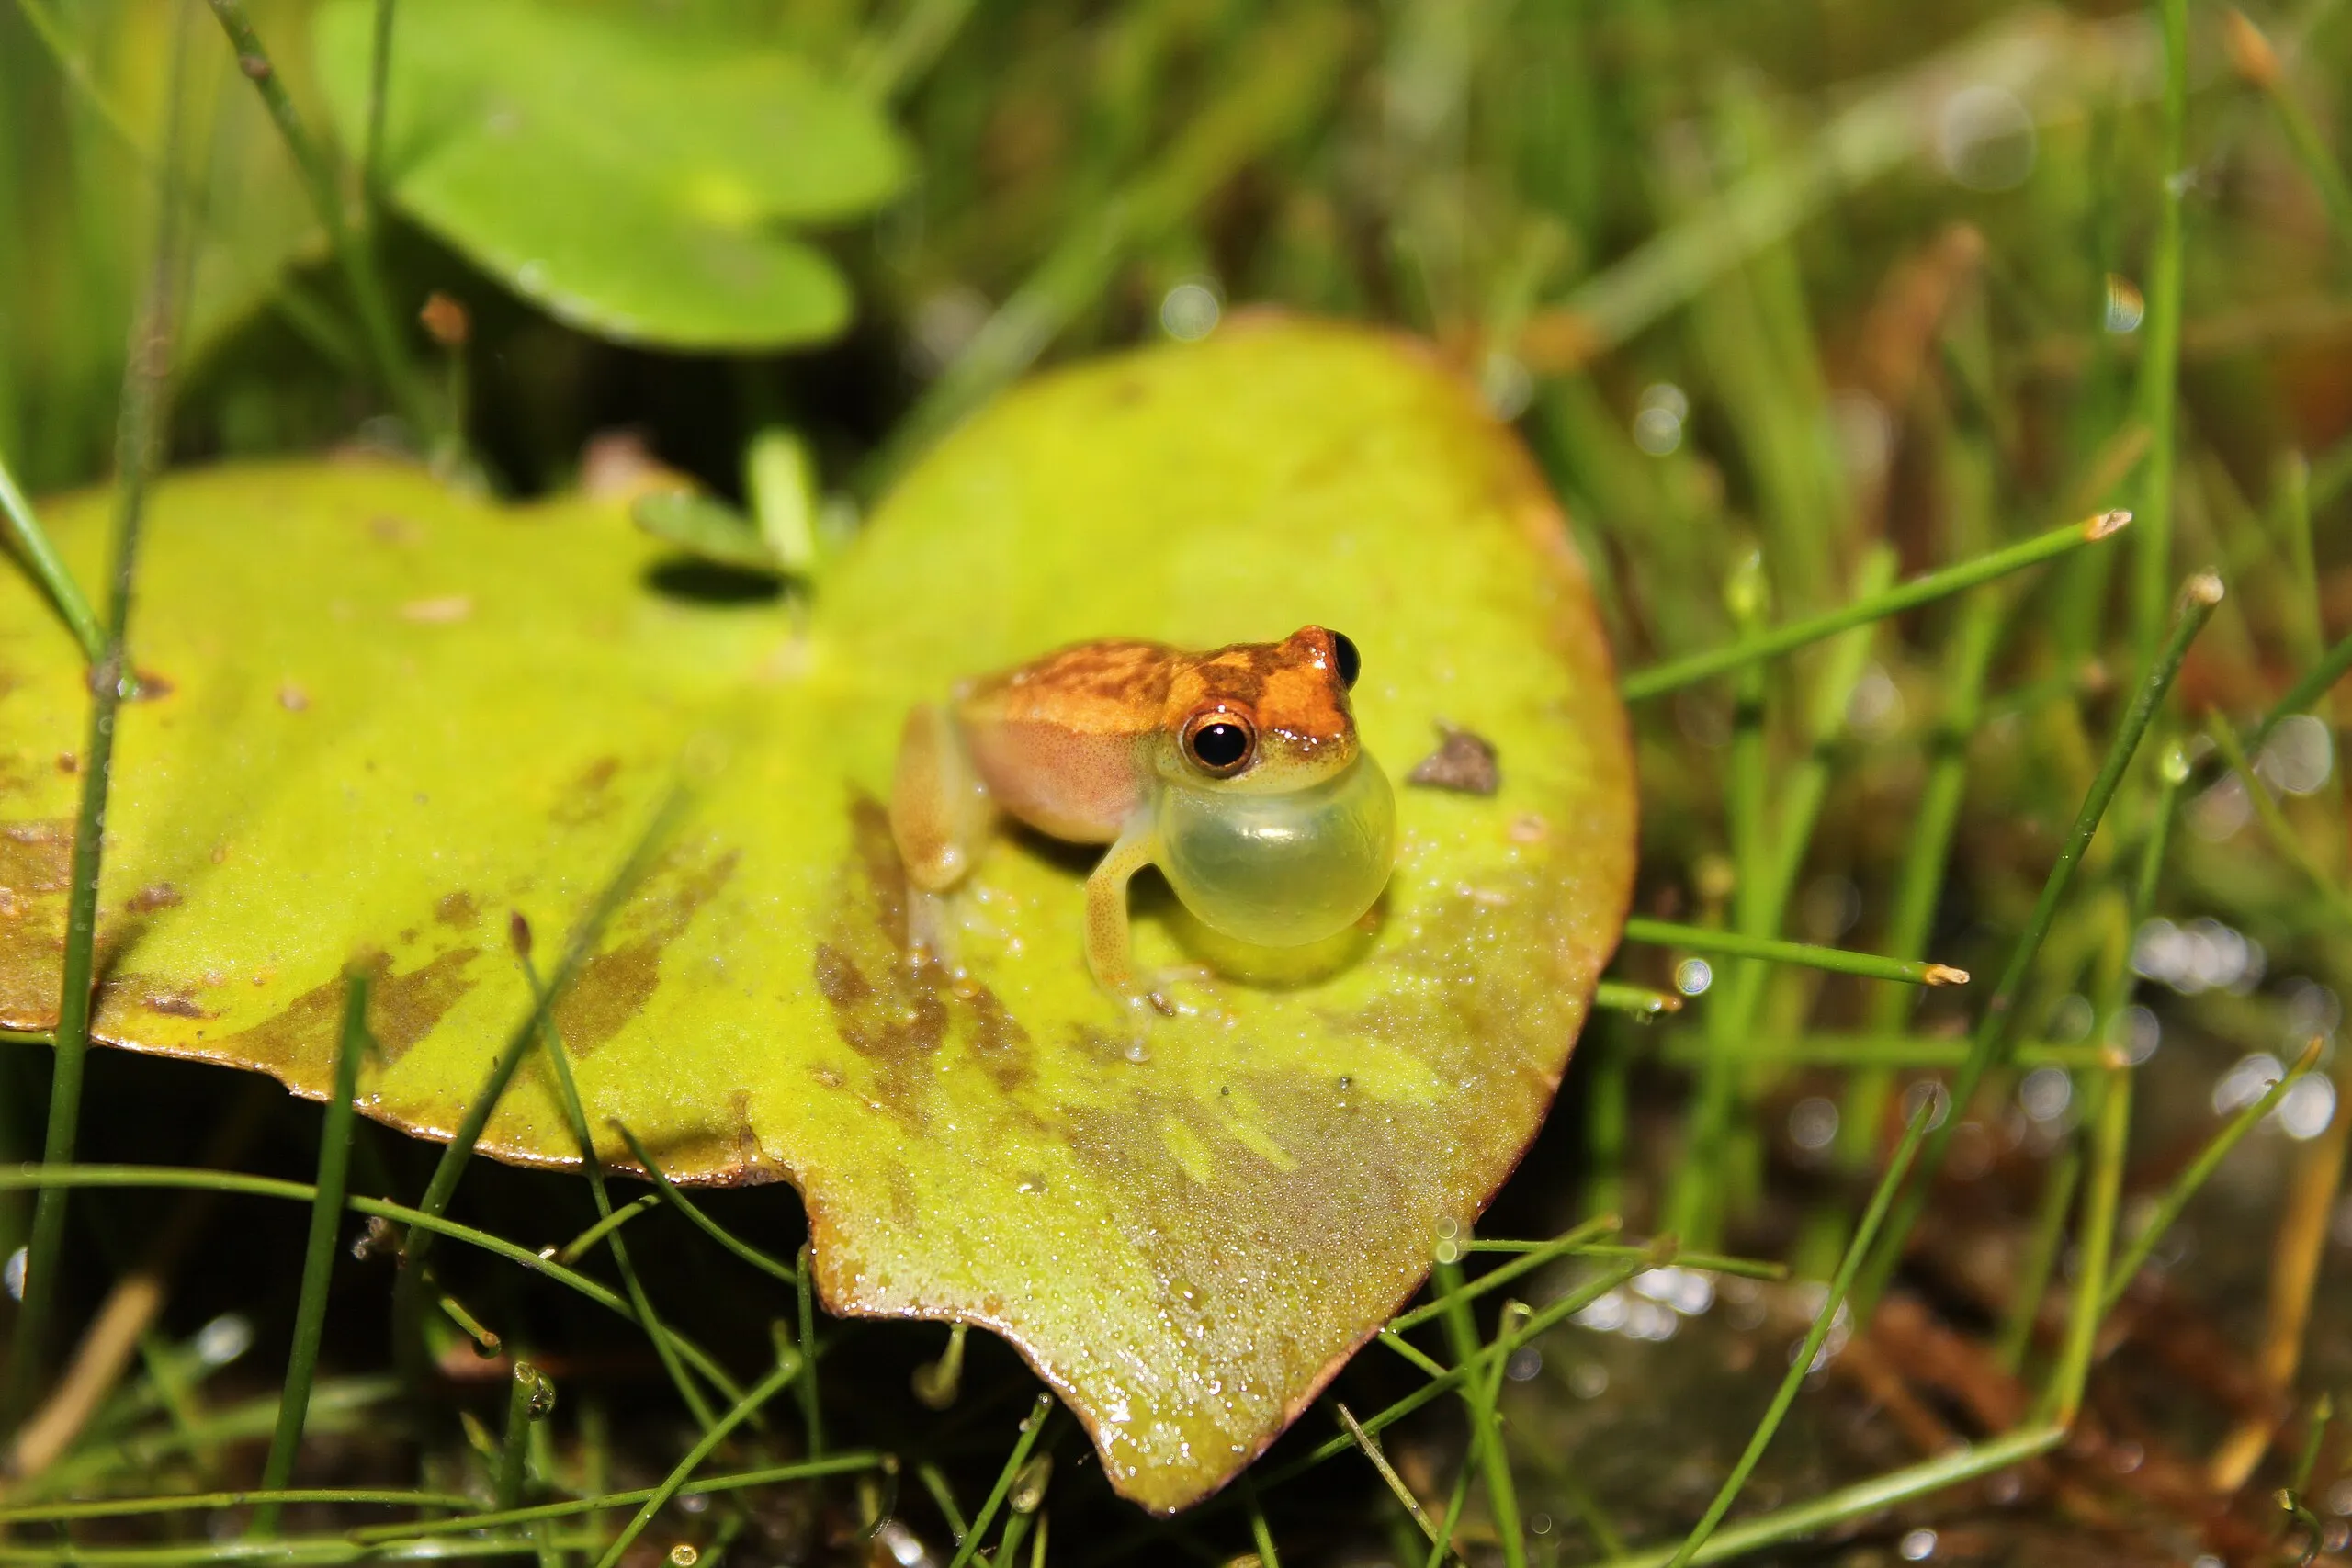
[0,319,1634,1512]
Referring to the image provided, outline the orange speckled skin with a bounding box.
[953,626,1361,844]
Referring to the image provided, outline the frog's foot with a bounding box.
[1139,963,1218,1017]
[905,886,961,975]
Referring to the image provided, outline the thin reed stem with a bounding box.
[0,448,102,663]
[5,8,191,1432]
[1618,512,2127,700]
[1619,918,1968,986]
[944,1394,1054,1568]
[1854,574,2220,1315]
[1663,1100,1936,1568]
[252,974,371,1532]
[590,1345,803,1568]
[200,0,437,443]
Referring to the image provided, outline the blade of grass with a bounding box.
[1664,1100,1936,1568]
[348,1453,883,1542]
[1618,512,2127,700]
[0,446,102,662]
[492,1362,550,1509]
[393,785,692,1382]
[363,0,397,194]
[1253,1249,1664,1491]
[0,1166,741,1404]
[1335,1404,1468,1568]
[1654,1033,2110,1070]
[2041,1064,2132,1426]
[590,1339,803,1568]
[2103,1038,2323,1319]
[944,1393,1055,1568]
[1388,1216,1621,1332]
[2254,628,2352,747]
[615,1122,799,1287]
[1600,1424,2066,1568]
[250,973,371,1533]
[2224,10,2352,245]
[2207,715,2352,924]
[1244,1477,1281,1568]
[521,941,719,1432]
[0,1489,469,1524]
[199,0,437,444]
[1854,573,2221,1314]
[1430,1258,1526,1568]
[1591,981,1682,1017]
[1619,919,1968,986]
[1834,586,2007,1221]
[2129,0,2188,659]
[1468,1242,1784,1280]
[551,1194,658,1267]
[4,6,191,1434]
[796,1240,824,1457]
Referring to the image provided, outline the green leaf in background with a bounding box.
[0,321,1634,1511]
[311,0,910,350]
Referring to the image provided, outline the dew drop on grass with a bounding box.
[3,1247,22,1302]
[1898,1527,1938,1561]
[1674,958,1713,996]
[1010,1453,1054,1513]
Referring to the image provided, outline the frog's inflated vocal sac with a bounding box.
[888,626,1397,1010]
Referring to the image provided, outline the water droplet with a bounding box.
[1009,1453,1054,1513]
[2279,1077,2336,1141]
[1675,958,1713,996]
[1159,279,1222,343]
[1505,1347,1543,1382]
[2019,1066,2074,1122]
[2258,714,2335,795]
[1898,1526,1939,1561]
[2213,1052,2284,1115]
[2104,273,2147,333]
[194,1314,254,1368]
[1789,1097,1839,1152]
[3,1247,23,1302]
[668,1545,698,1568]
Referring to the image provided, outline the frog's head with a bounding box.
[1155,625,1362,791]
[1151,626,1396,949]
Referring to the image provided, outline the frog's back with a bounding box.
[953,638,1175,842]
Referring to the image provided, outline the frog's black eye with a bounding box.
[1330,630,1361,690]
[1183,711,1257,777]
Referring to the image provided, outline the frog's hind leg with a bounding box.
[888,704,996,969]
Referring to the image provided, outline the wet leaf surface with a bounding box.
[0,320,1634,1511]
[311,0,909,348]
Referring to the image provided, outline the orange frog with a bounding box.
[888,626,1396,1011]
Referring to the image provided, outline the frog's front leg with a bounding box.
[1084,818,1161,1016]
[888,703,996,966]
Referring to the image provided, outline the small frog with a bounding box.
[888,626,1396,1010]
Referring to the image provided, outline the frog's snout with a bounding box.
[1155,752,1397,948]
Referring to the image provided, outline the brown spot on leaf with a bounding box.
[0,819,71,893]
[435,890,481,930]
[56,753,76,774]
[817,795,1035,1120]
[187,946,482,1078]
[550,847,739,1058]
[126,883,182,914]
[143,992,209,1019]
[551,756,622,826]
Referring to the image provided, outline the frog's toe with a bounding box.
[905,887,961,973]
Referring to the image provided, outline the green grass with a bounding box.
[5,0,2352,1562]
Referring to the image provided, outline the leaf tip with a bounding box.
[1924,964,1971,987]
[2086,509,2133,540]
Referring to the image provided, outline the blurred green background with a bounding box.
[8,0,2352,1562]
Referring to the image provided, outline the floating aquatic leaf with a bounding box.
[311,0,910,349]
[0,320,1634,1511]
